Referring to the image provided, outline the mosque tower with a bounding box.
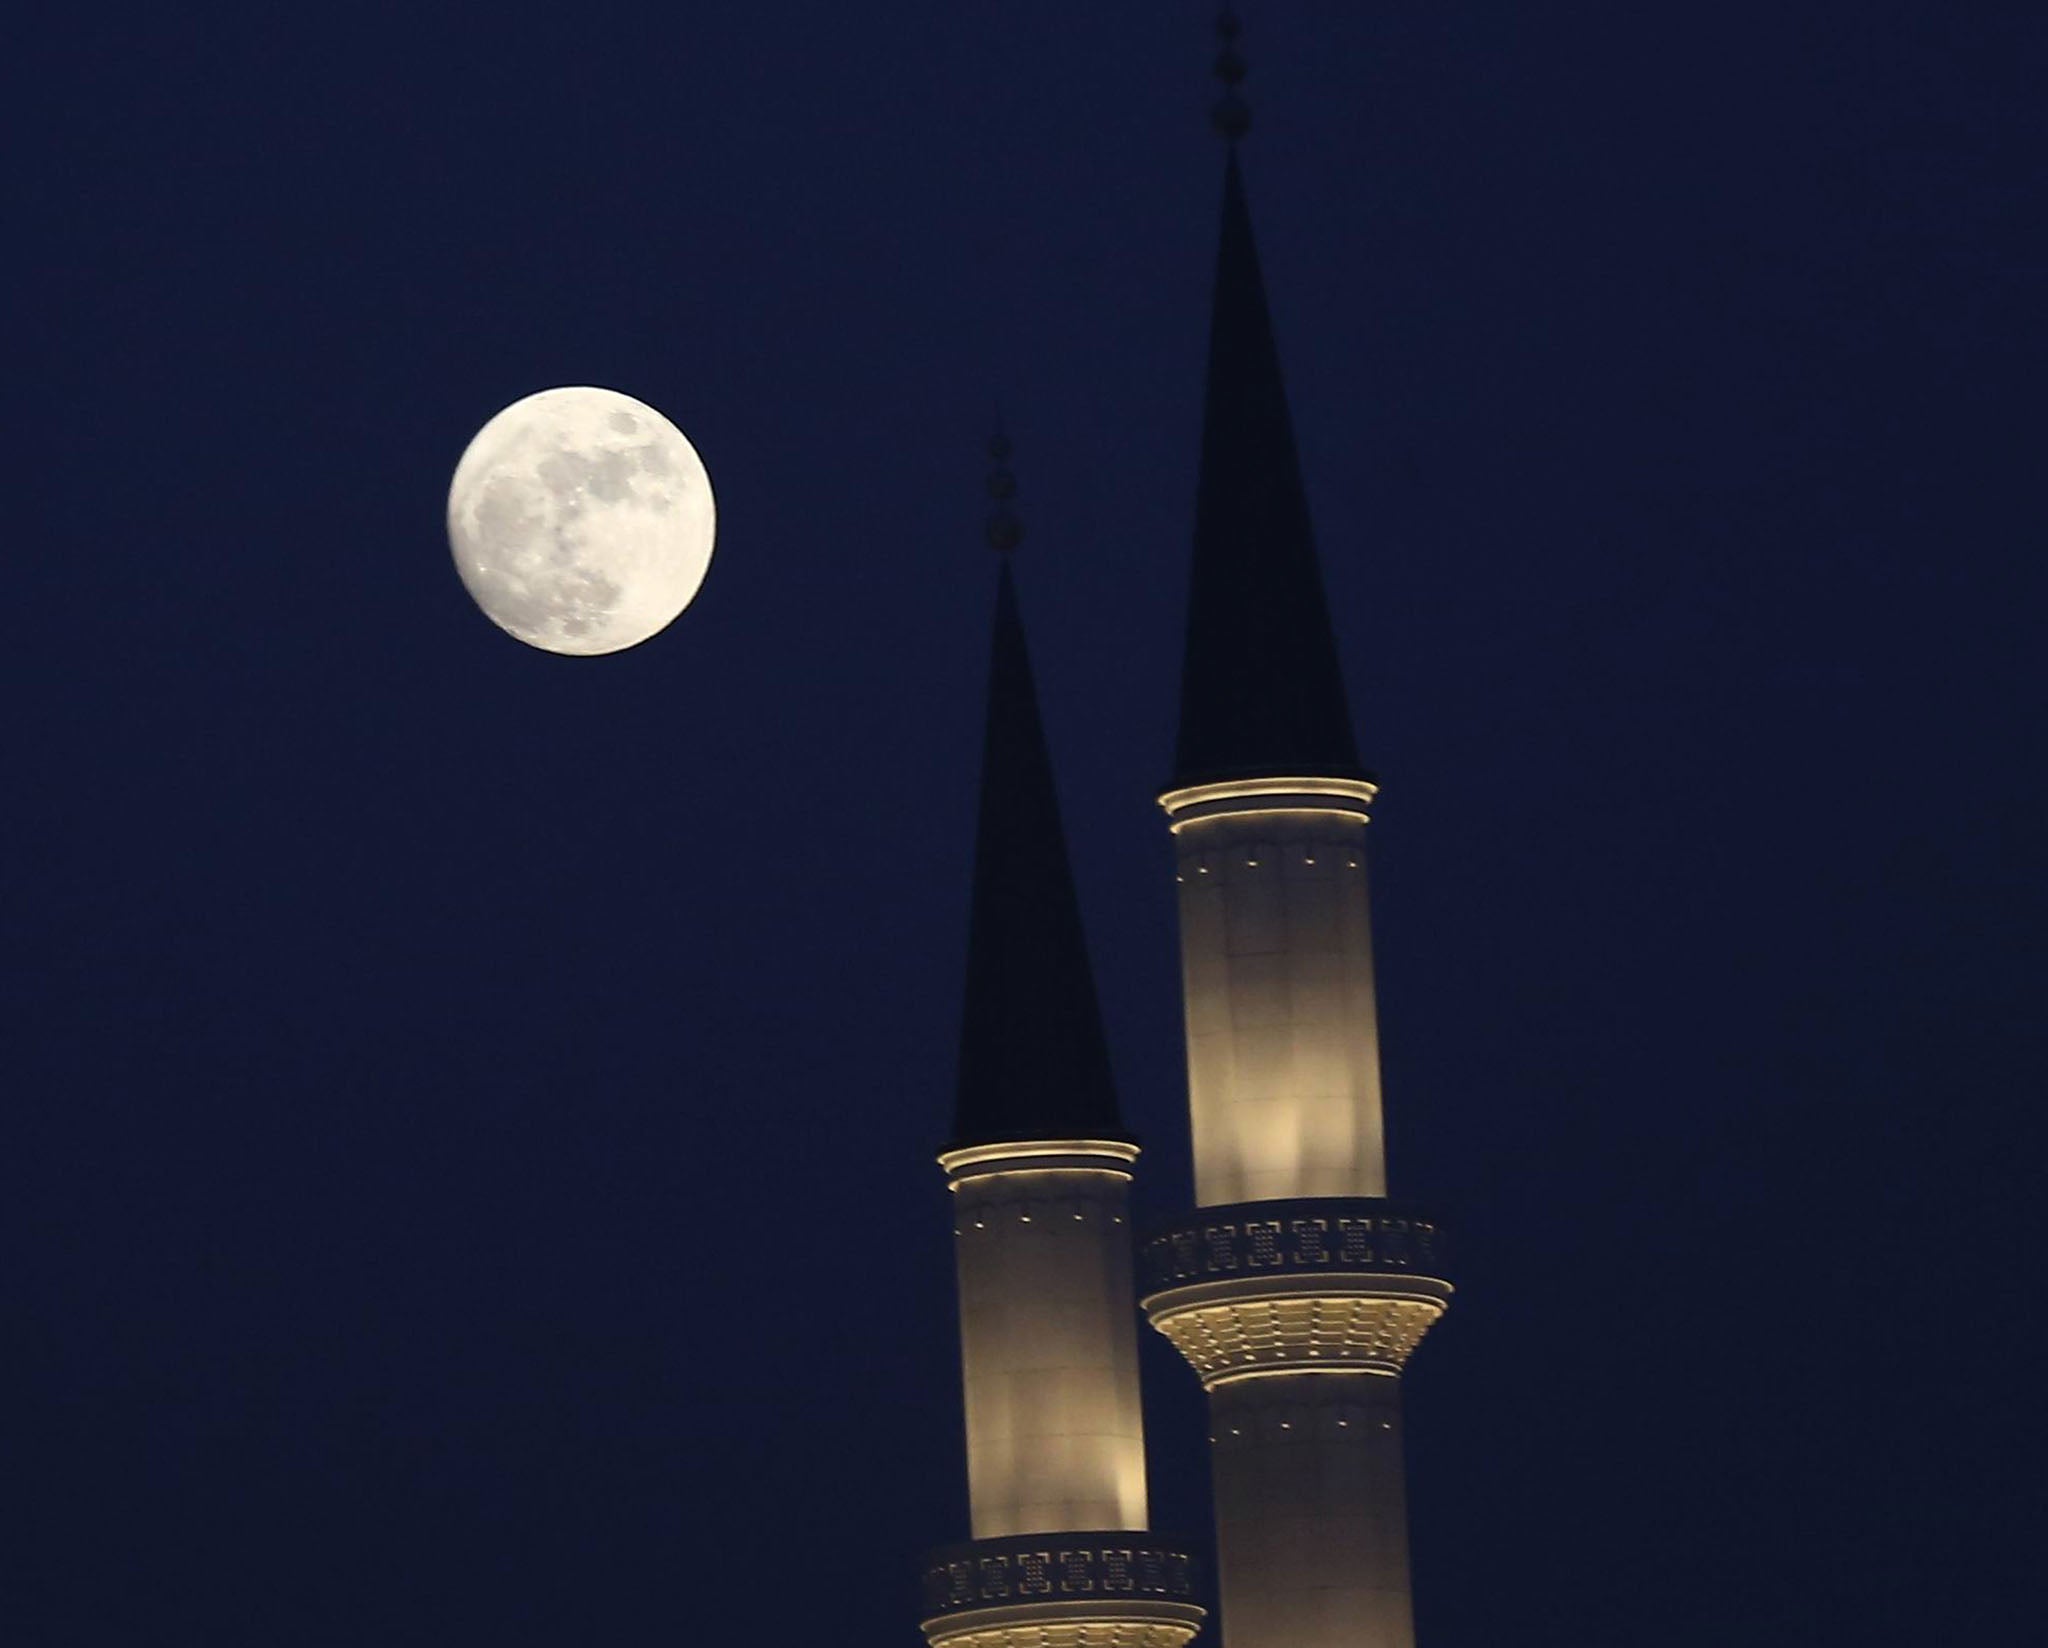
[918,438,1206,1648]
[1137,13,1454,1648]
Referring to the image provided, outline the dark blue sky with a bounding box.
[7,3,2040,1644]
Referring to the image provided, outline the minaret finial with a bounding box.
[1211,6,1250,142]
[984,413,1023,554]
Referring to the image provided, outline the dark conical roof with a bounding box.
[952,560,1125,1146]
[1172,148,1365,786]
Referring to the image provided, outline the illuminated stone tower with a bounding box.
[1138,17,1453,1648]
[919,439,1206,1648]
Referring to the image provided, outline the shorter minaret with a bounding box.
[920,435,1204,1648]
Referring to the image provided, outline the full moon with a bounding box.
[447,386,715,656]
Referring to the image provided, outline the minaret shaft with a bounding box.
[1169,787,1388,1205]
[1210,1375,1415,1648]
[947,1150,1149,1537]
[1141,1188,1446,1648]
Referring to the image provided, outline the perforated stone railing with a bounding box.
[920,1532,1201,1621]
[1139,1199,1448,1294]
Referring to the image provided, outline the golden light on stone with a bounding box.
[948,1139,1151,1538]
[1157,774,1378,831]
[1146,1287,1449,1388]
[921,1609,1205,1648]
[938,1138,1142,1190]
[1164,777,1391,1205]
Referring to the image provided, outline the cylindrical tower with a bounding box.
[1141,1183,1450,1648]
[1164,777,1387,1205]
[1141,27,1451,1648]
[921,444,1205,1648]
[942,1137,1148,1538]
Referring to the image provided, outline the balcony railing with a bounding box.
[920,1531,1201,1619]
[1140,1198,1448,1294]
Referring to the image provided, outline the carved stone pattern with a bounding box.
[1151,1294,1445,1383]
[922,1537,1198,1619]
[1140,1199,1447,1294]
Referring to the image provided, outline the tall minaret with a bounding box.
[920,436,1205,1648]
[1140,17,1453,1648]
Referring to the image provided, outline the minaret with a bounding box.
[1139,16,1453,1648]
[920,436,1205,1648]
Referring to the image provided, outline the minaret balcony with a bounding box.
[919,1532,1206,1648]
[1139,1200,1452,1387]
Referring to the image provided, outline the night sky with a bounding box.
[8,3,2040,1644]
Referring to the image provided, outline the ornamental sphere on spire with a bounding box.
[1211,6,1251,140]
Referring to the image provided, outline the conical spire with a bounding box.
[952,441,1124,1147]
[1172,108,1364,785]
